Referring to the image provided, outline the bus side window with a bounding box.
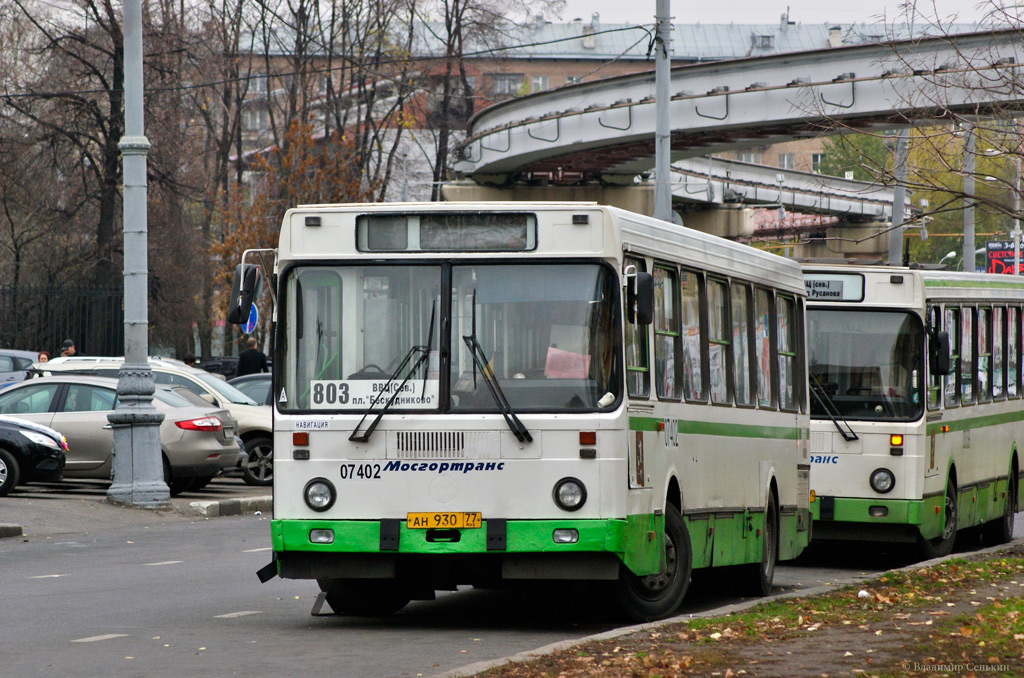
[708,278,731,405]
[680,270,707,402]
[624,257,650,398]
[754,288,776,409]
[927,306,942,410]
[653,265,681,400]
[944,307,960,408]
[1009,307,1020,398]
[977,307,991,402]
[993,306,1004,400]
[776,295,798,411]
[961,306,975,405]
[732,283,755,407]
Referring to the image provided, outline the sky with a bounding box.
[554,1,998,26]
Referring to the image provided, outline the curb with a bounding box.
[432,538,1024,678]
[0,523,23,538]
[185,495,273,518]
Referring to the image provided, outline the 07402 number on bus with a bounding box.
[340,463,382,479]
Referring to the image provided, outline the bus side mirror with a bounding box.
[626,271,654,325]
[227,264,263,325]
[930,330,951,376]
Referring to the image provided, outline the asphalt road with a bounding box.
[1,479,1018,678]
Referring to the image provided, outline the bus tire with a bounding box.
[982,472,1016,547]
[919,477,957,560]
[740,491,778,597]
[0,448,21,497]
[615,504,691,622]
[318,578,410,616]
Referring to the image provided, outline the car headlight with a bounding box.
[553,477,587,511]
[304,478,336,512]
[870,468,895,494]
[20,430,60,450]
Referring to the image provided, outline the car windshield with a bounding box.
[808,309,924,421]
[194,371,259,405]
[281,262,621,413]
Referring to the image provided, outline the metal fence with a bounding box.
[0,284,124,357]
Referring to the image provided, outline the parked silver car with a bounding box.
[40,356,273,486]
[0,374,243,495]
[0,349,40,389]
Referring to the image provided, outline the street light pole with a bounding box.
[888,128,910,265]
[107,0,168,508]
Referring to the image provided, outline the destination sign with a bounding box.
[803,273,864,302]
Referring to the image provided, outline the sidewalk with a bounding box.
[0,477,272,539]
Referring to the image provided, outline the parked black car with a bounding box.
[227,373,273,407]
[0,415,67,496]
[195,356,239,379]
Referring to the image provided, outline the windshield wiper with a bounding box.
[462,333,532,443]
[809,379,858,441]
[349,302,436,443]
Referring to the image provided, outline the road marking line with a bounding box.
[144,561,183,566]
[243,547,272,553]
[72,634,129,643]
[28,574,67,579]
[215,611,263,619]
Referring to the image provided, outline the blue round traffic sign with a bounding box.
[243,303,258,334]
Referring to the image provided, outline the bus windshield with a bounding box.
[282,262,621,413]
[807,309,923,421]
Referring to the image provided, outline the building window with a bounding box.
[566,75,582,85]
[738,151,762,164]
[532,76,549,92]
[245,73,267,95]
[491,73,524,97]
[243,108,269,131]
[812,153,825,173]
[754,34,774,49]
[778,153,794,170]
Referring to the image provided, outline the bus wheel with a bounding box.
[615,504,691,622]
[740,491,778,597]
[318,579,410,616]
[919,477,957,560]
[0,448,21,497]
[982,473,1016,546]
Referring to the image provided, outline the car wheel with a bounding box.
[0,448,21,497]
[162,456,192,497]
[242,436,273,486]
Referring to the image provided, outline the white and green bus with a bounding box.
[236,202,811,620]
[804,264,1023,558]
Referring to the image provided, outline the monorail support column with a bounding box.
[653,0,673,223]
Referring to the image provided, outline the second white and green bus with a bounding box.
[804,264,1022,558]
[238,202,811,620]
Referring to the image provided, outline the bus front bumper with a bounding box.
[810,495,943,542]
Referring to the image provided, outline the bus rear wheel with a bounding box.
[615,504,691,622]
[740,491,778,597]
[919,477,957,560]
[318,578,410,616]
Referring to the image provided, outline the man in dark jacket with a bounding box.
[235,337,269,377]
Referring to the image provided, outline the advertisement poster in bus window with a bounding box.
[709,344,726,403]
[993,308,1004,398]
[961,310,974,402]
[755,291,772,407]
[1009,308,1019,397]
[777,301,792,409]
[977,308,990,399]
[944,308,959,407]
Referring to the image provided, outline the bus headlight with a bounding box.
[553,477,587,511]
[304,478,336,512]
[869,468,895,494]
